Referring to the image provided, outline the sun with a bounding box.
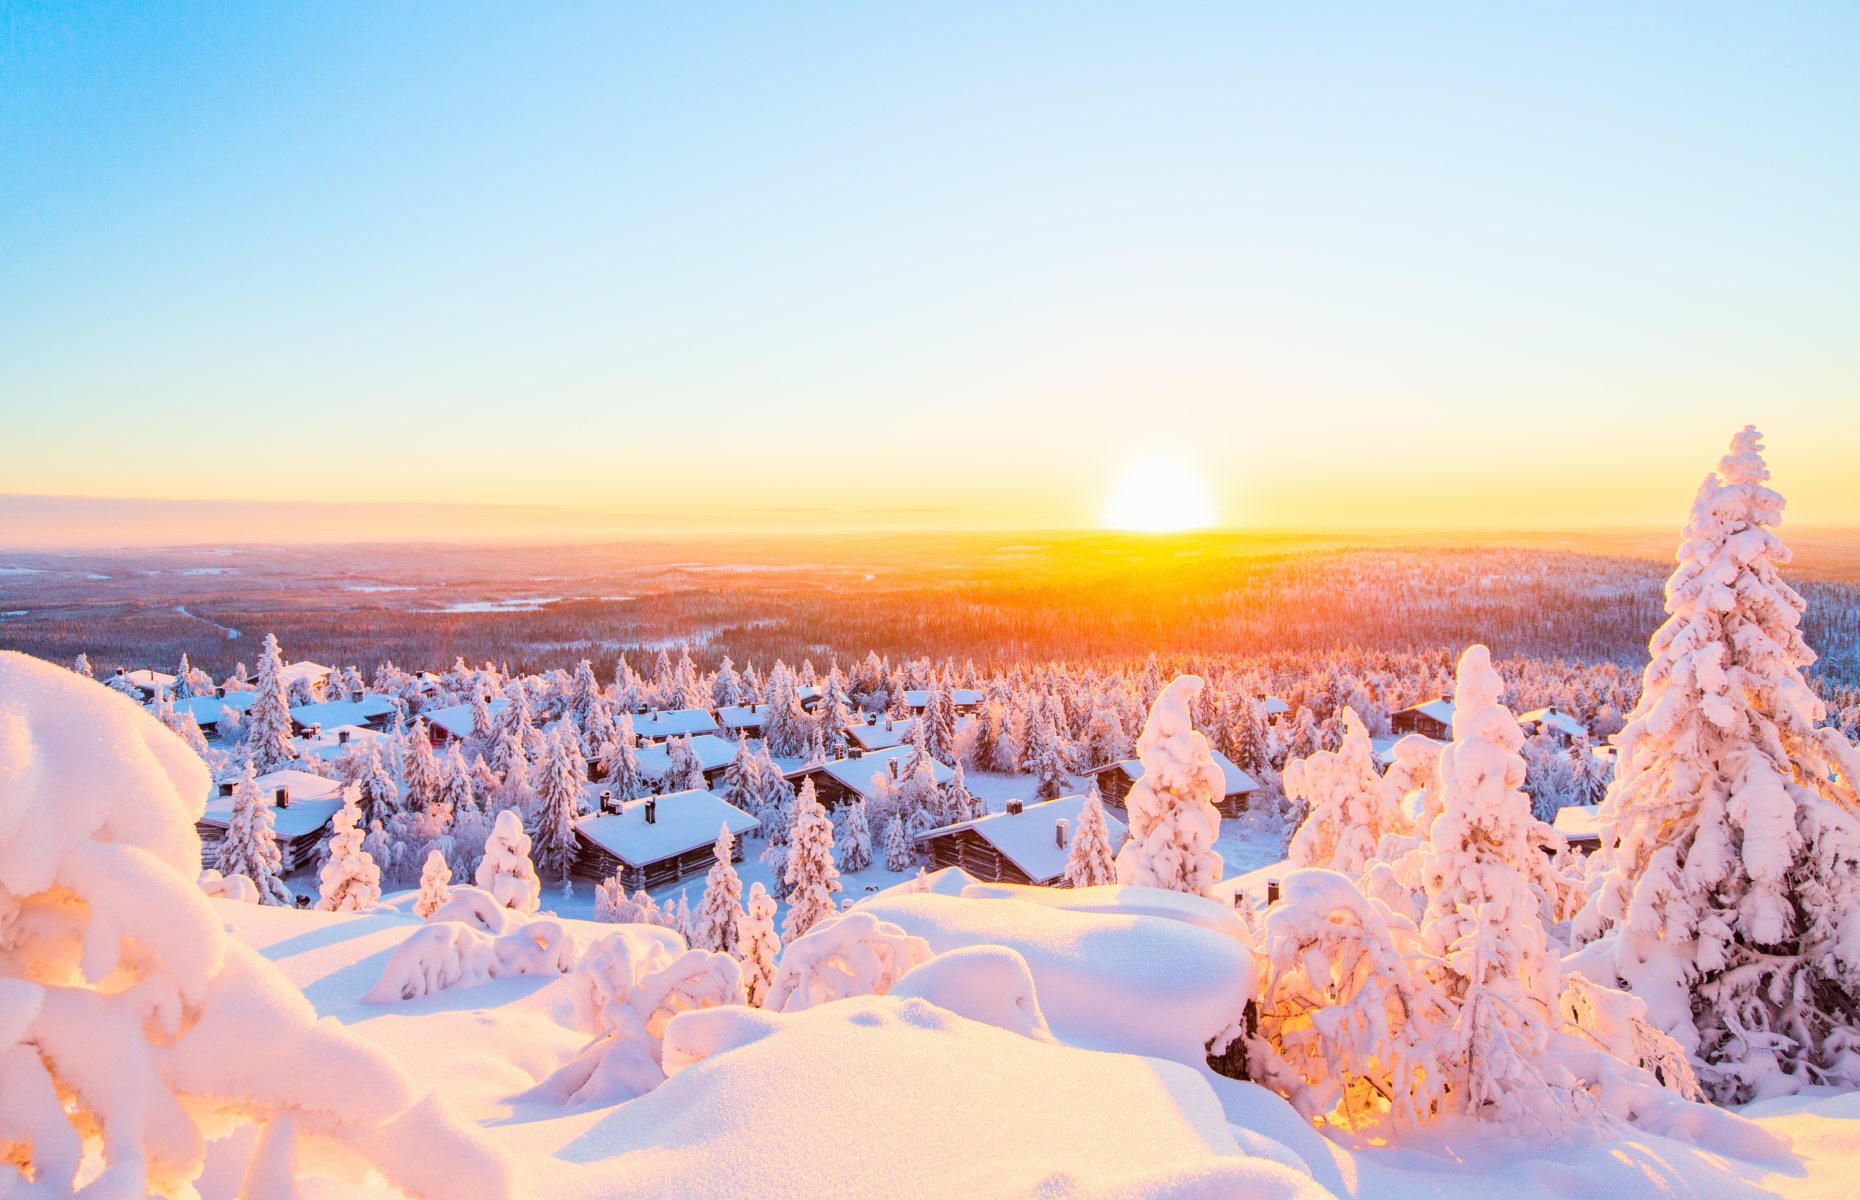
[1099,458,1219,532]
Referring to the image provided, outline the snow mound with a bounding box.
[860,887,1254,1067]
[364,919,578,1002]
[765,909,933,1012]
[960,880,1252,945]
[631,997,1331,1199]
[0,651,508,1198]
[892,944,1055,1042]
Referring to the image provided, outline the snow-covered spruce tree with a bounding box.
[414,847,453,918]
[244,631,297,772]
[476,808,542,913]
[1021,704,1070,801]
[883,814,913,872]
[217,759,294,906]
[1284,707,1404,876]
[1416,644,1572,1126]
[1575,427,1860,1101]
[533,725,585,881]
[666,734,705,792]
[600,711,647,803]
[691,824,746,955]
[72,651,92,677]
[317,784,382,912]
[402,716,443,811]
[843,796,882,874]
[354,740,400,824]
[782,779,842,941]
[1063,779,1117,887]
[737,881,781,1006]
[1113,676,1225,896]
[0,652,508,1198]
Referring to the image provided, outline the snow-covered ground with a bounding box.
[214,897,1853,1199]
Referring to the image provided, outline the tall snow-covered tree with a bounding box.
[691,824,747,955]
[533,725,585,881]
[402,717,443,811]
[1021,704,1070,800]
[216,760,293,906]
[316,784,381,912]
[665,734,705,792]
[1575,427,1860,1101]
[244,632,297,772]
[1417,644,1565,1124]
[738,881,781,1006]
[782,779,842,941]
[600,711,647,803]
[1113,676,1225,896]
[1063,780,1117,887]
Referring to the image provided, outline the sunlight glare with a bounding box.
[1100,459,1219,532]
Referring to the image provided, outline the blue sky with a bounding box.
[2,3,1856,534]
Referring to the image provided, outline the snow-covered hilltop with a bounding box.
[4,427,1859,1198]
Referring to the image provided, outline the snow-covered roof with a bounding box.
[1259,696,1290,716]
[1210,858,1292,911]
[167,691,256,726]
[849,718,915,752]
[1553,803,1602,846]
[798,746,955,798]
[574,788,758,867]
[288,694,397,729]
[633,707,720,740]
[423,697,509,740]
[900,688,983,710]
[199,769,344,839]
[1096,749,1258,797]
[1519,707,1589,738]
[296,724,392,762]
[115,668,176,692]
[277,661,334,687]
[1395,698,1455,727]
[636,734,739,781]
[716,703,770,731]
[918,793,1127,884]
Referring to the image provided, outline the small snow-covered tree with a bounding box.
[316,784,381,912]
[1284,707,1403,875]
[883,814,912,872]
[665,734,705,792]
[839,797,874,873]
[217,759,293,906]
[244,632,297,772]
[72,651,92,677]
[1113,676,1225,896]
[782,779,841,941]
[414,847,453,918]
[476,808,542,913]
[1575,427,1860,1101]
[737,881,781,1006]
[402,716,443,811]
[1062,780,1117,887]
[600,712,647,803]
[691,824,747,954]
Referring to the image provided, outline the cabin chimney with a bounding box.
[338,729,351,745]
[218,781,235,797]
[867,713,877,725]
[849,746,863,759]
[1266,878,1281,905]
[1006,798,1023,816]
[308,723,321,739]
[751,701,759,713]
[1054,817,1069,847]
[115,666,125,676]
[215,685,226,698]
[644,797,657,824]
[888,760,899,780]
[275,787,291,809]
[883,716,893,731]
[600,789,614,813]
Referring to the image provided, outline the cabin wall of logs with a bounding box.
[572,831,748,892]
[917,827,1057,887]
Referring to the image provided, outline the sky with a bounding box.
[2,2,1857,542]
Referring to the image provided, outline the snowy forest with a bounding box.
[4,426,1859,1198]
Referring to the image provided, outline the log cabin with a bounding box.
[571,788,760,892]
[915,793,1127,886]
